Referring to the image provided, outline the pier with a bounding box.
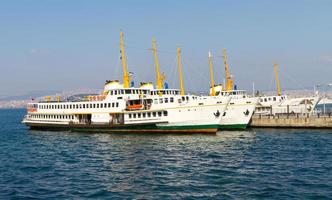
[249,113,332,129]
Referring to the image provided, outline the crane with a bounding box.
[222,49,234,91]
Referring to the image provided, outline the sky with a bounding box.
[0,0,332,97]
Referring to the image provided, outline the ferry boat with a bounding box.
[22,32,231,133]
[208,50,258,130]
[255,64,321,115]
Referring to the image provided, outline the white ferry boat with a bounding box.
[255,64,321,115]
[256,95,321,115]
[208,50,258,130]
[22,32,231,133]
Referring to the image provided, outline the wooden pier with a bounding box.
[249,113,332,129]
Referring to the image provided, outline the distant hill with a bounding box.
[0,90,60,101]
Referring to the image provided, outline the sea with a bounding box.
[0,109,331,199]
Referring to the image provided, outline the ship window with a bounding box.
[97,104,99,108]
[133,113,136,118]
[182,97,185,101]
[115,91,118,95]
[138,113,141,118]
[164,98,168,103]
[273,97,276,101]
[153,112,156,117]
[100,103,103,108]
[108,103,111,107]
[112,103,114,107]
[186,96,189,101]
[125,89,131,94]
[154,99,158,104]
[264,98,267,102]
[83,104,85,109]
[104,103,107,108]
[159,98,163,104]
[143,113,146,118]
[129,114,132,119]
[170,97,174,103]
[158,112,162,117]
[147,112,151,117]
[163,111,168,116]
[116,102,119,107]
[268,97,271,101]
[110,91,113,95]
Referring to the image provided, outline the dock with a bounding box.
[249,113,332,129]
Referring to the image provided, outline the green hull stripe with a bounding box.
[157,124,219,130]
[218,124,247,130]
[69,124,219,133]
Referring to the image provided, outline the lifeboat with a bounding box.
[126,99,152,111]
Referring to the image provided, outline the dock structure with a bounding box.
[250,113,332,129]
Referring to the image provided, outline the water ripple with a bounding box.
[0,109,331,199]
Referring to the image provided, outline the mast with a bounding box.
[120,31,130,88]
[208,52,216,96]
[152,38,164,89]
[222,49,234,91]
[176,47,185,95]
[274,63,282,96]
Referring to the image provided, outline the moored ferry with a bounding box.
[208,50,258,130]
[255,64,321,115]
[22,32,231,133]
[23,81,231,133]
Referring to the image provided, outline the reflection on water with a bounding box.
[0,109,331,199]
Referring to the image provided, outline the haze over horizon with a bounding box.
[1,0,331,97]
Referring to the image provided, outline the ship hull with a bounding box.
[219,98,257,130]
[24,121,218,133]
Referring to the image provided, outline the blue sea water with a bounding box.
[0,109,331,199]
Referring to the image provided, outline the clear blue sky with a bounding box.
[0,0,331,97]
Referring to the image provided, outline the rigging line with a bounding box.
[126,45,175,54]
[168,55,178,89]
[182,57,206,93]
[281,69,306,90]
[268,70,275,92]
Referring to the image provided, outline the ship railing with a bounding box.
[253,112,332,119]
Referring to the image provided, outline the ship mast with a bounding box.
[152,38,164,89]
[208,52,216,96]
[222,49,234,91]
[120,31,130,88]
[177,47,185,95]
[274,63,282,96]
